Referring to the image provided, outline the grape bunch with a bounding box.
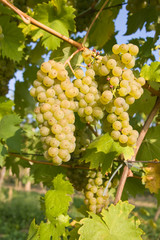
[30,60,79,165]
[75,44,145,146]
[0,57,15,96]
[0,25,4,41]
[84,170,111,213]
[73,124,93,158]
[73,65,104,124]
[67,168,88,191]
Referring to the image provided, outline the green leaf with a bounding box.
[125,7,156,35]
[137,125,160,161]
[0,97,14,120]
[6,129,22,153]
[39,222,55,240]
[140,62,160,82]
[30,164,66,187]
[88,10,114,48]
[14,81,36,117]
[81,133,134,173]
[78,201,144,240]
[0,114,21,140]
[0,143,7,167]
[122,178,145,200]
[0,16,24,62]
[129,89,157,116]
[32,1,76,50]
[27,219,39,240]
[45,174,74,221]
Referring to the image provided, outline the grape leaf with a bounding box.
[128,89,157,116]
[32,1,76,50]
[27,219,39,240]
[80,133,134,173]
[88,10,114,48]
[137,125,160,161]
[125,7,156,35]
[122,178,145,200]
[0,143,7,167]
[140,62,160,82]
[14,81,36,117]
[30,164,66,187]
[0,97,14,119]
[6,129,22,153]
[0,16,24,62]
[0,114,21,140]
[78,201,143,240]
[45,174,73,221]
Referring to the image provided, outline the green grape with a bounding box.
[110,76,119,87]
[40,126,50,136]
[107,113,117,123]
[112,121,122,131]
[111,130,121,140]
[121,53,132,64]
[119,44,129,53]
[112,44,120,54]
[112,66,122,77]
[119,134,128,144]
[99,65,110,76]
[106,59,117,69]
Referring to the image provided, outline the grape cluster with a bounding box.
[84,170,111,213]
[73,65,104,124]
[73,124,93,158]
[0,25,4,41]
[0,57,15,96]
[67,168,88,191]
[30,60,79,165]
[75,44,145,146]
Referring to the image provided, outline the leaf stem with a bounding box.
[114,97,160,204]
[83,0,110,45]
[0,0,82,49]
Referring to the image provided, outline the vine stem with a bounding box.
[83,0,110,45]
[0,0,82,49]
[114,97,160,205]
[87,123,99,137]
[9,152,89,170]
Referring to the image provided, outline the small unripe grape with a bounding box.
[82,49,92,59]
[110,77,119,87]
[52,156,62,165]
[107,59,117,69]
[94,177,103,186]
[136,77,145,86]
[30,87,36,97]
[74,79,83,88]
[129,45,139,56]
[111,130,121,140]
[43,76,54,87]
[84,93,95,103]
[57,69,68,81]
[36,113,44,123]
[119,134,128,144]
[99,65,110,76]
[50,138,60,147]
[112,67,122,77]
[48,147,58,157]
[41,62,51,73]
[74,68,84,79]
[51,124,62,134]
[37,92,47,102]
[86,69,95,79]
[121,53,132,64]
[112,44,120,54]
[112,121,122,131]
[86,191,94,199]
[48,69,57,78]
[114,97,125,107]
[40,126,50,136]
[128,135,137,145]
[126,96,135,105]
[119,44,129,53]
[107,113,117,123]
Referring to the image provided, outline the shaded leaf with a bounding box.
[0,16,24,62]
